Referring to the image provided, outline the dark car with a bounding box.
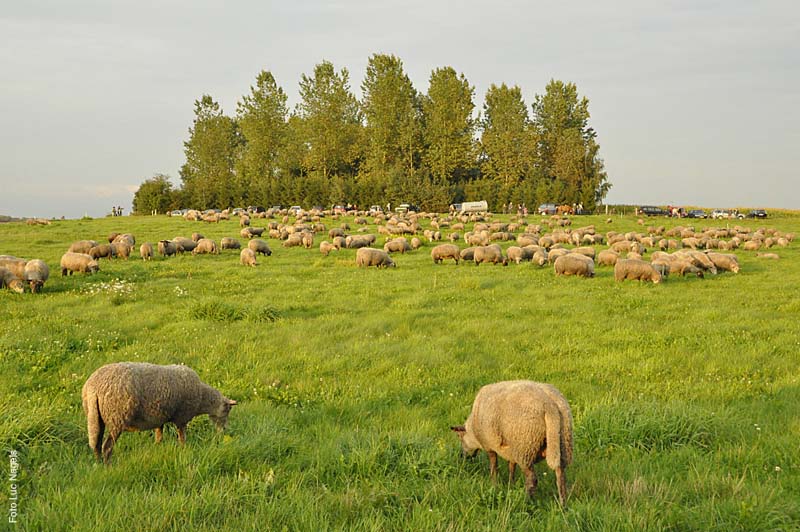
[747,209,768,218]
[640,206,668,216]
[686,209,706,218]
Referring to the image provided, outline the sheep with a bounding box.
[0,267,25,293]
[328,227,346,239]
[23,259,49,293]
[385,238,411,254]
[113,234,135,247]
[460,247,477,262]
[571,246,596,260]
[81,362,237,463]
[554,254,594,278]
[450,380,573,506]
[506,246,532,264]
[614,259,661,283]
[346,234,376,249]
[410,237,422,250]
[191,232,204,242]
[110,242,131,260]
[173,237,197,253]
[676,250,717,275]
[248,239,273,256]
[108,232,120,243]
[669,259,704,278]
[431,244,460,264]
[192,238,218,255]
[89,244,115,260]
[449,232,461,243]
[474,244,507,266]
[240,215,250,228]
[60,252,100,276]
[650,260,670,280]
[516,234,539,247]
[282,234,303,247]
[596,249,619,267]
[158,240,178,257]
[220,237,241,250]
[531,248,548,267]
[139,243,153,261]
[302,232,314,249]
[756,252,780,259]
[68,240,99,254]
[356,247,396,268]
[246,227,267,238]
[547,248,570,264]
[319,241,336,256]
[332,236,346,250]
[705,252,740,273]
[240,248,258,267]
[626,251,643,261]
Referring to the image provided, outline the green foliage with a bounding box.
[0,214,799,530]
[132,173,175,214]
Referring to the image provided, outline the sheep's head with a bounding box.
[209,397,237,430]
[7,279,25,294]
[450,425,480,458]
[29,280,44,293]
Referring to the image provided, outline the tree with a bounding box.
[479,83,536,209]
[422,67,477,189]
[531,80,610,208]
[180,95,242,209]
[297,61,363,181]
[236,70,288,206]
[132,174,175,214]
[360,54,423,187]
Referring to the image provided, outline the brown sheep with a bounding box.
[89,244,115,260]
[220,237,241,250]
[355,248,396,268]
[554,254,594,277]
[431,244,460,264]
[0,267,25,293]
[319,241,336,256]
[192,238,218,255]
[596,249,619,266]
[614,259,661,283]
[248,239,272,256]
[706,252,740,273]
[68,240,99,254]
[385,238,411,254]
[60,252,100,276]
[158,240,178,257]
[460,247,477,262]
[240,248,258,267]
[474,244,507,266]
[139,243,153,261]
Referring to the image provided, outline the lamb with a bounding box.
[60,252,100,276]
[68,240,99,254]
[248,239,272,256]
[356,247,396,268]
[431,244,460,264]
[158,240,178,257]
[554,254,594,277]
[240,248,258,266]
[474,244,507,266]
[139,243,153,261]
[705,252,740,273]
[0,267,25,293]
[596,249,619,266]
[220,237,241,250]
[319,241,337,256]
[451,380,573,506]
[89,244,115,260]
[614,258,661,283]
[384,238,411,254]
[110,242,131,260]
[81,362,237,463]
[23,259,50,292]
[192,238,218,255]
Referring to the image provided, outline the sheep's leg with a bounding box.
[101,427,122,465]
[154,426,163,443]
[488,451,498,484]
[555,466,567,506]
[508,462,516,486]
[522,464,538,498]
[176,425,187,445]
[89,418,105,462]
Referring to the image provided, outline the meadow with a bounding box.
[0,212,798,531]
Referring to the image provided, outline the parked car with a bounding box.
[747,209,768,218]
[711,209,745,220]
[640,206,668,216]
[332,205,347,214]
[288,205,302,215]
[686,209,707,218]
[395,203,419,214]
[368,205,383,215]
[538,203,557,215]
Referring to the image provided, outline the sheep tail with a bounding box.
[83,389,102,452]
[544,405,563,471]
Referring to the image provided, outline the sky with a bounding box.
[1,0,798,219]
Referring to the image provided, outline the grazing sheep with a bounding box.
[547,248,570,264]
[81,362,237,463]
[677,250,717,275]
[89,244,115,260]
[356,248,396,268]
[449,232,461,243]
[68,240,99,254]
[332,236,346,250]
[22,259,49,293]
[460,247,477,262]
[346,234,376,249]
[139,243,153,261]
[756,252,780,259]
[650,260,670,280]
[451,381,573,506]
[319,241,336,256]
[113,234,136,247]
[554,254,594,278]
[431,244,460,264]
[220,237,241,250]
[474,244,507,266]
[240,215,250,228]
[532,248,548,267]
[248,239,272,256]
[743,240,762,251]
[669,259,704,277]
[0,267,25,293]
[328,227,346,239]
[158,240,178,257]
[385,238,411,254]
[191,233,204,242]
[626,251,643,261]
[282,234,303,247]
[706,252,740,273]
[240,248,258,267]
[301,232,314,249]
[506,246,532,264]
[110,242,131,260]
[192,238,218,255]
[571,246,596,259]
[172,237,197,253]
[410,237,422,250]
[614,259,661,283]
[596,249,619,267]
[60,252,100,276]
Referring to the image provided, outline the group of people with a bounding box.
[503,202,528,216]
[111,206,124,216]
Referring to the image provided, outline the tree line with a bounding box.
[133,54,610,215]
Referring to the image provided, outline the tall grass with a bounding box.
[0,213,798,530]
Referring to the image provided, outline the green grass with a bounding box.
[0,213,798,531]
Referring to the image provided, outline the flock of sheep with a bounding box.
[2,206,795,506]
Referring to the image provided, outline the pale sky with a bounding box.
[1,0,798,219]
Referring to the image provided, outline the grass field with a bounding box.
[1,212,798,531]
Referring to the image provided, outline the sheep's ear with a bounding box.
[450,425,466,433]
[227,399,237,406]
